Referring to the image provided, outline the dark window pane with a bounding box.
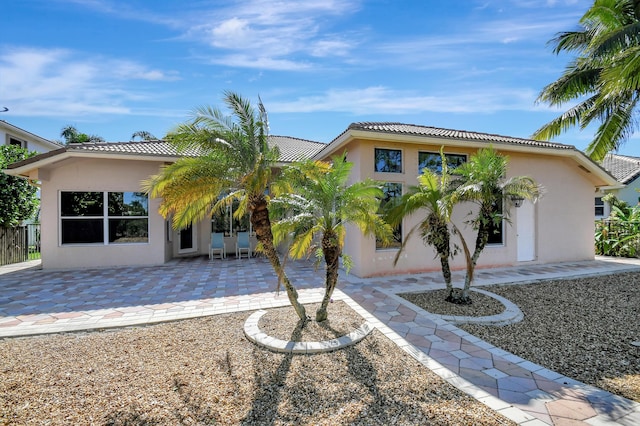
[61,219,104,244]
[418,152,466,174]
[374,148,402,173]
[61,192,103,216]
[108,219,149,243]
[377,182,402,249]
[487,199,503,245]
[108,192,148,216]
[180,224,193,250]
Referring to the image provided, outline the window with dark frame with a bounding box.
[374,148,402,173]
[595,197,604,216]
[60,191,149,245]
[376,182,402,249]
[418,151,466,174]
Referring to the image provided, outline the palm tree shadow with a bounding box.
[240,319,306,425]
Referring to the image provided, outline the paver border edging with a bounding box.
[243,309,374,354]
[435,288,524,326]
[396,287,524,326]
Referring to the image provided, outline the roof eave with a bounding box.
[5,149,181,178]
[312,128,619,187]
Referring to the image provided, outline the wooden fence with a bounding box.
[0,224,41,266]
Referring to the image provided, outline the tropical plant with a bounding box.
[270,153,392,322]
[142,91,307,321]
[532,0,640,161]
[131,131,157,141]
[452,147,542,304]
[60,125,105,145]
[0,145,38,227]
[595,193,640,256]
[385,148,459,301]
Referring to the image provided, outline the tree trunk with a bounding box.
[439,254,454,300]
[316,231,340,322]
[250,195,307,321]
[459,217,490,303]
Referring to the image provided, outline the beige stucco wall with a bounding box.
[39,157,169,269]
[329,139,597,278]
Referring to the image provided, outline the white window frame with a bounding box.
[59,191,149,246]
[6,134,27,149]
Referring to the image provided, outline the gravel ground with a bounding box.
[400,290,504,317]
[0,301,514,426]
[409,273,640,402]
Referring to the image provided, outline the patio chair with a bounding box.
[236,231,251,258]
[209,232,226,259]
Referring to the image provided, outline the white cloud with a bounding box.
[267,86,540,115]
[180,0,362,69]
[0,46,179,117]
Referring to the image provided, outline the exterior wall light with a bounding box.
[511,196,525,208]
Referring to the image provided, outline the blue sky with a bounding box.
[4,0,637,155]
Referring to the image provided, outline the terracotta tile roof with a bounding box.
[66,140,199,157]
[600,153,640,183]
[269,135,326,162]
[64,136,326,162]
[343,122,575,150]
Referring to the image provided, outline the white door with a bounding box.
[178,223,198,254]
[517,201,536,261]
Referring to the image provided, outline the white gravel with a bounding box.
[0,301,514,425]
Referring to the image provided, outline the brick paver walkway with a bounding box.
[1,256,639,425]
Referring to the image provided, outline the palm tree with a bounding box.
[532,0,640,161]
[452,147,542,304]
[270,154,392,322]
[385,149,458,301]
[60,125,104,144]
[131,131,157,141]
[142,91,307,321]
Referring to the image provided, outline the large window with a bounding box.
[377,182,403,249]
[60,191,149,245]
[375,148,402,173]
[211,199,250,235]
[418,151,466,174]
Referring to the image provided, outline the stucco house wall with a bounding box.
[314,125,612,277]
[39,157,169,269]
[5,123,617,274]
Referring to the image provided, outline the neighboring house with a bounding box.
[597,153,640,218]
[1,120,63,153]
[1,120,63,227]
[4,122,618,277]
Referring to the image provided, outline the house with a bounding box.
[596,153,640,218]
[4,122,619,277]
[1,120,63,153]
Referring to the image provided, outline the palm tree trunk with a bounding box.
[250,197,307,321]
[316,233,340,322]
[461,221,490,301]
[439,254,454,299]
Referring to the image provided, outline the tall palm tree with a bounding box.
[142,91,307,321]
[270,154,392,322]
[385,149,458,301]
[533,0,640,161]
[60,125,104,144]
[452,147,542,303]
[131,131,157,141]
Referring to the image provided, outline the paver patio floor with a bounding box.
[1,256,639,425]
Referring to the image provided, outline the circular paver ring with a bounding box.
[244,310,374,354]
[428,288,524,326]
